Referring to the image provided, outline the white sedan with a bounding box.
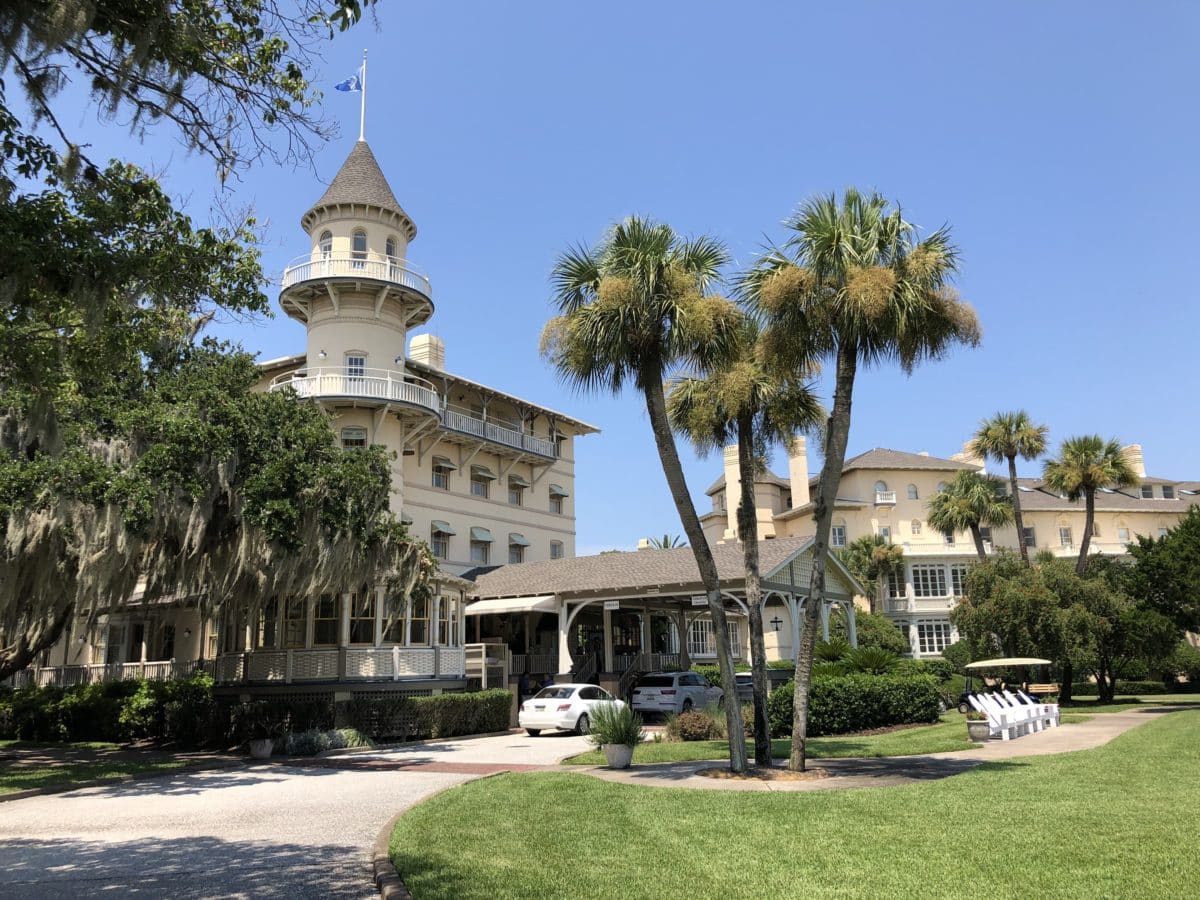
[518,683,624,736]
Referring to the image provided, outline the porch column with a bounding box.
[431,594,441,647]
[524,612,532,654]
[339,592,352,647]
[845,602,858,648]
[557,601,573,675]
[374,586,385,647]
[601,605,614,673]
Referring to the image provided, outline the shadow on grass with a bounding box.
[0,834,369,898]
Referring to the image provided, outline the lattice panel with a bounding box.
[247,651,288,682]
[213,654,243,683]
[395,648,437,676]
[439,647,465,677]
[292,650,338,681]
[346,649,393,678]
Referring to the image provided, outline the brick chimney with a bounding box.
[787,437,810,508]
[408,333,446,370]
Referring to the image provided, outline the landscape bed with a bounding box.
[392,710,1199,899]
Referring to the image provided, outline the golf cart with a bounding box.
[955,657,1055,713]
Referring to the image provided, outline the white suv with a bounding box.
[631,671,723,715]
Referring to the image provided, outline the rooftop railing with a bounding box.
[281,253,432,302]
[268,366,441,416]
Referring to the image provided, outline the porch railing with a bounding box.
[571,652,597,684]
[510,653,558,675]
[6,659,199,689]
[213,646,466,684]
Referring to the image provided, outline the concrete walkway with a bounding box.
[571,705,1191,793]
[0,730,591,898]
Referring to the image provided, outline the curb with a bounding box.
[0,757,245,803]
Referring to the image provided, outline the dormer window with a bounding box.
[352,229,367,268]
[1140,485,1154,499]
[1163,485,1175,500]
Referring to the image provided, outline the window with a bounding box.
[256,597,279,649]
[916,621,953,654]
[409,596,429,645]
[432,462,451,490]
[906,484,919,500]
[430,523,453,559]
[319,230,332,258]
[949,564,970,598]
[887,571,906,599]
[1059,526,1073,548]
[437,597,451,645]
[283,597,306,648]
[1163,485,1176,500]
[550,495,563,514]
[1140,484,1154,499]
[831,525,846,548]
[1022,527,1037,549]
[687,619,741,657]
[340,426,367,449]
[345,354,366,377]
[979,527,992,547]
[912,564,948,598]
[878,525,891,543]
[349,591,375,644]
[1117,526,1130,543]
[508,543,524,564]
[550,541,564,560]
[943,531,955,546]
[911,519,922,535]
[875,480,888,493]
[385,236,397,259]
[470,540,490,564]
[312,594,339,646]
[470,465,494,498]
[352,229,367,267]
[507,476,528,506]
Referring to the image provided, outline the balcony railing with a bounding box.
[281,253,432,303]
[874,490,897,505]
[442,407,557,458]
[269,366,441,416]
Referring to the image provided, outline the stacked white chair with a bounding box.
[967,692,1042,741]
[1015,690,1060,728]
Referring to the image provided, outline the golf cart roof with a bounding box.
[964,657,1052,669]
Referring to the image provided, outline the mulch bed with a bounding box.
[697,765,832,782]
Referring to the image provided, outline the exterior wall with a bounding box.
[303,204,411,264]
[303,290,410,373]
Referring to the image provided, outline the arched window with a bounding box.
[385,236,397,260]
[352,229,367,268]
[906,484,919,500]
[319,230,332,258]
[911,519,922,535]
[874,480,888,493]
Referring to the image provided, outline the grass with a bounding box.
[392,709,1199,899]
[0,758,189,794]
[564,714,978,765]
[0,739,120,751]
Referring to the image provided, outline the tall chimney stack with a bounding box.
[788,437,811,508]
[1122,443,1146,478]
[408,333,446,370]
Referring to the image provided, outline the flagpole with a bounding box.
[359,49,367,141]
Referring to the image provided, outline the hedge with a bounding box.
[1069,680,1169,697]
[346,689,511,741]
[766,674,942,737]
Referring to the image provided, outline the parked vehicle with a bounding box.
[631,671,723,715]
[518,683,623,736]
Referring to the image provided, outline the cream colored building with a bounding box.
[16,140,597,695]
[703,439,1198,658]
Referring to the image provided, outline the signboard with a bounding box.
[603,600,621,611]
[691,595,708,606]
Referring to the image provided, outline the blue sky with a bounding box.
[32,1,1200,554]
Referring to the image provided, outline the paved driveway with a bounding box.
[0,731,590,899]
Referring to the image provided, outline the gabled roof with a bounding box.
[303,140,415,237]
[840,448,981,474]
[467,536,863,600]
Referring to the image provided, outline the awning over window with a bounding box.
[464,595,557,616]
[400,511,414,525]
[508,532,531,547]
[548,483,569,497]
[508,474,530,488]
[431,520,456,535]
[470,526,494,542]
[471,465,496,481]
[432,455,458,470]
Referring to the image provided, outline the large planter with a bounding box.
[602,743,635,769]
[966,720,992,742]
[249,738,275,759]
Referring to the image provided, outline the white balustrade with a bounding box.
[281,253,432,301]
[269,366,441,416]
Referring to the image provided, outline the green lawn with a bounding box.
[392,710,1199,899]
[0,740,121,751]
[564,714,978,765]
[0,758,189,794]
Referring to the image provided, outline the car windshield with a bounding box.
[637,675,674,687]
[534,687,575,699]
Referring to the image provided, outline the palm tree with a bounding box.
[926,470,1015,559]
[543,216,748,772]
[835,534,905,613]
[1042,436,1139,575]
[648,534,686,549]
[969,411,1048,565]
[741,189,981,770]
[667,317,823,766]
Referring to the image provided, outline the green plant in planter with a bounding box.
[964,710,988,721]
[232,701,288,742]
[587,702,645,747]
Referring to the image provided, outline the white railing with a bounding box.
[442,407,557,458]
[281,253,432,301]
[6,660,201,689]
[269,366,441,416]
[213,646,466,684]
[874,490,897,505]
[464,642,509,689]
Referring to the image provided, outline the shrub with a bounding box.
[676,710,718,741]
[284,727,373,756]
[940,640,977,674]
[767,659,794,670]
[830,610,909,656]
[1069,680,1168,697]
[348,689,511,741]
[816,639,852,662]
[587,702,644,747]
[893,658,955,684]
[844,647,900,675]
[767,674,942,738]
[812,661,847,678]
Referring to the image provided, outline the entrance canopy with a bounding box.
[965,657,1052,669]
[464,595,557,616]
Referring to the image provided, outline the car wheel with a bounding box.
[575,714,590,736]
[681,699,694,713]
[957,702,971,715]
[525,729,541,737]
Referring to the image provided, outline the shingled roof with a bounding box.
[303,140,415,236]
[467,536,861,600]
[840,448,981,473]
[1010,478,1198,513]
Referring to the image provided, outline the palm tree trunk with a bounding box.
[970,524,987,560]
[790,344,857,772]
[1009,455,1029,566]
[737,414,771,766]
[1076,491,1095,575]
[642,375,747,773]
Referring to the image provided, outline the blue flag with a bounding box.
[335,71,362,93]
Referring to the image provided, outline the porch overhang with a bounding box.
[465,595,557,616]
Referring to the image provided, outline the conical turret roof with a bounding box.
[302,140,416,237]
